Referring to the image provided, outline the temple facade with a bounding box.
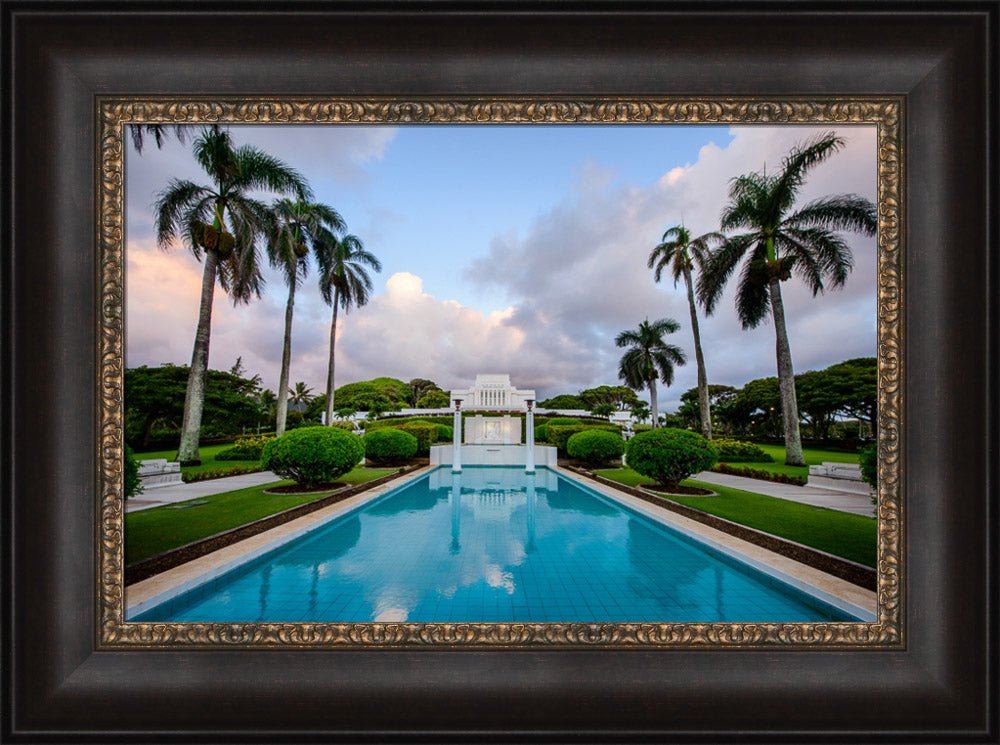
[449,373,536,411]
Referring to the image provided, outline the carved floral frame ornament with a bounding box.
[98,96,903,648]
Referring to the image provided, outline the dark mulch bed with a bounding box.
[262,482,346,495]
[641,483,716,496]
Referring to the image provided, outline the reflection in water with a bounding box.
[136,466,859,623]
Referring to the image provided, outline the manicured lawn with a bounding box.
[593,467,876,567]
[125,465,396,564]
[720,443,859,479]
[134,443,260,476]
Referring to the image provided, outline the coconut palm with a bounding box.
[648,225,723,440]
[268,199,346,435]
[615,318,687,429]
[697,132,876,465]
[289,382,314,407]
[318,234,382,426]
[154,125,311,463]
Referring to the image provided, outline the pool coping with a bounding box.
[125,464,876,622]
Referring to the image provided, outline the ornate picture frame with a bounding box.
[100,96,902,648]
[3,2,995,741]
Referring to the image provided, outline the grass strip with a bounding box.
[721,444,859,479]
[594,467,876,568]
[125,466,396,564]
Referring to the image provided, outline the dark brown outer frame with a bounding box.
[2,2,996,742]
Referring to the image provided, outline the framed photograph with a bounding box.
[3,2,996,741]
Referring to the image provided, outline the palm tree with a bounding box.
[154,126,311,463]
[289,381,314,407]
[648,225,723,440]
[615,318,687,429]
[129,124,189,153]
[267,199,346,436]
[697,132,876,465]
[318,234,382,426]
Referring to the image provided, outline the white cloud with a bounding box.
[125,124,878,410]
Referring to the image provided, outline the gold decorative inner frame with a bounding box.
[98,97,903,648]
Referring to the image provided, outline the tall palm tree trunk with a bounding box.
[177,251,219,464]
[768,278,806,466]
[648,377,659,429]
[324,292,340,425]
[275,282,296,436]
[683,263,712,439]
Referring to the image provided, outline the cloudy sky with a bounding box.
[125,122,877,411]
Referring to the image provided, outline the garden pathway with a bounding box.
[125,471,281,513]
[691,471,877,518]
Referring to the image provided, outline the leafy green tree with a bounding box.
[318,234,382,425]
[537,393,588,409]
[125,364,263,449]
[590,403,616,418]
[794,369,844,440]
[649,225,723,439]
[698,132,876,465]
[735,376,782,438]
[615,318,687,429]
[407,378,441,406]
[154,126,310,463]
[255,389,277,432]
[417,390,451,408]
[268,199,346,436]
[579,385,640,411]
[630,400,651,424]
[826,357,877,437]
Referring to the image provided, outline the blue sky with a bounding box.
[125,122,876,410]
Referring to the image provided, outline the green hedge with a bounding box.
[364,429,419,465]
[260,426,364,487]
[566,429,625,467]
[546,424,621,454]
[436,424,453,442]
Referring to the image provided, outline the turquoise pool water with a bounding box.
[131,466,863,623]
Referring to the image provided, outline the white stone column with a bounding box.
[452,399,463,472]
[525,399,535,473]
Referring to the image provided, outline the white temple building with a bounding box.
[449,373,536,411]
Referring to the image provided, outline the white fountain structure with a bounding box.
[430,374,557,472]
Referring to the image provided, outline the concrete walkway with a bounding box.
[690,471,876,517]
[125,471,283,513]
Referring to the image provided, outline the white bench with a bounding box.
[138,458,183,488]
[807,461,871,495]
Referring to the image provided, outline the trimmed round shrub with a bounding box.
[712,437,773,463]
[547,424,620,454]
[124,444,143,499]
[566,429,625,467]
[625,428,718,489]
[533,423,548,442]
[436,424,453,442]
[260,426,364,487]
[364,428,419,465]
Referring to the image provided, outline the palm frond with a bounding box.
[153,179,210,251]
[734,258,772,329]
[696,233,758,314]
[782,194,877,235]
